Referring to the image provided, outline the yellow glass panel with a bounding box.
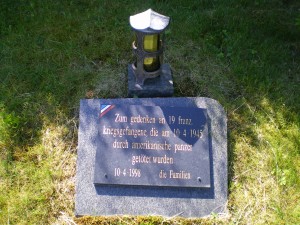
[143,34,160,72]
[144,35,158,51]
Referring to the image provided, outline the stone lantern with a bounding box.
[128,9,173,97]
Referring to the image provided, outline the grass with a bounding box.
[0,0,299,224]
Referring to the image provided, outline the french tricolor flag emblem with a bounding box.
[100,104,115,118]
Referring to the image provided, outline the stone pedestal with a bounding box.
[127,64,174,97]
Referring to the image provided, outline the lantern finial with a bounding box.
[130,9,170,32]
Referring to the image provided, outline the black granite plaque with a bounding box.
[94,104,211,188]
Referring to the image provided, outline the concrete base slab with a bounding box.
[75,97,227,218]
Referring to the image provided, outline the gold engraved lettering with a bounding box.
[174,144,192,153]
[159,117,166,124]
[131,141,171,151]
[132,154,151,165]
[159,170,167,178]
[169,170,191,179]
[115,113,128,123]
[178,116,192,125]
[150,127,159,136]
[161,130,170,137]
[102,125,147,138]
[112,139,129,149]
[152,155,174,164]
[130,115,156,124]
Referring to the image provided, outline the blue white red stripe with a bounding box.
[100,104,115,117]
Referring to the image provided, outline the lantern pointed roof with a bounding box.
[129,9,170,33]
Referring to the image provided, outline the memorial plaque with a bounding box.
[75,98,228,218]
[94,104,210,188]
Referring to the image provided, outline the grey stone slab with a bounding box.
[127,64,174,97]
[75,97,227,218]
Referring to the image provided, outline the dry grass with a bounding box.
[41,122,77,224]
[228,97,300,224]
[75,215,229,225]
[0,102,77,224]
